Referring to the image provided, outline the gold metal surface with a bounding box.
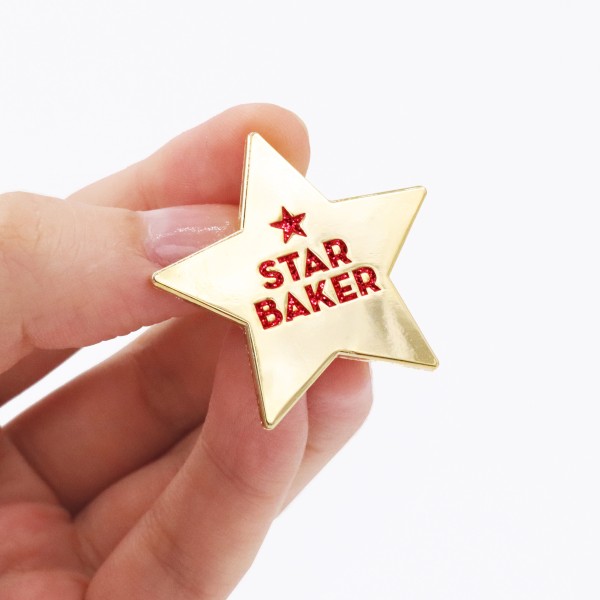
[152,133,437,429]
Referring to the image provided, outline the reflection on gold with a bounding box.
[153,133,437,429]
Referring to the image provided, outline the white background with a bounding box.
[1,1,599,598]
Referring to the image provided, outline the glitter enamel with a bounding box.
[285,292,311,322]
[304,280,336,312]
[304,248,330,278]
[331,272,358,303]
[353,266,382,296]
[254,299,283,329]
[323,239,352,268]
[277,252,301,281]
[258,260,284,289]
[270,206,307,243]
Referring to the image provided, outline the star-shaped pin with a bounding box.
[153,133,437,429]
[270,206,307,243]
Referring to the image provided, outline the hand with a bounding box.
[0,104,372,599]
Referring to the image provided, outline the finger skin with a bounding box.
[0,431,58,505]
[70,103,310,210]
[74,358,372,569]
[6,314,228,512]
[86,327,309,599]
[0,103,375,598]
[0,103,310,394]
[0,571,87,600]
[0,503,88,600]
[6,317,370,517]
[1,102,312,511]
[0,193,180,372]
[75,429,199,568]
[0,349,75,407]
[286,358,372,504]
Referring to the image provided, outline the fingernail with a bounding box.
[141,204,237,266]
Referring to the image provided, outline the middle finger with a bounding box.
[5,311,229,512]
[75,341,372,574]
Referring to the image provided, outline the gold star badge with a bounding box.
[152,134,437,429]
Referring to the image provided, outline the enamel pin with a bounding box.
[152,134,438,428]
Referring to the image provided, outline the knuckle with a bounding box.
[199,435,280,504]
[142,506,218,600]
[0,192,45,264]
[127,346,201,435]
[306,369,373,454]
[0,193,51,355]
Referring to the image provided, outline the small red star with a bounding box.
[270,206,307,243]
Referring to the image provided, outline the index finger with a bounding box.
[69,103,310,210]
[0,103,310,383]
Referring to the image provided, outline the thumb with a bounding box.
[0,192,236,371]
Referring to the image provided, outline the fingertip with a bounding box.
[311,357,373,405]
[305,358,373,444]
[72,103,311,211]
[221,103,311,175]
[201,324,308,490]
